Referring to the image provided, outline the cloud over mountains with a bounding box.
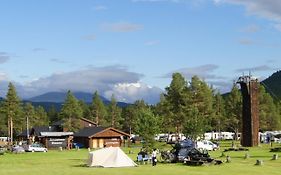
[0,66,162,104]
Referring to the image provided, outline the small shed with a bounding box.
[18,126,73,149]
[74,127,129,148]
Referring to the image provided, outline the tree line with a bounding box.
[0,73,281,149]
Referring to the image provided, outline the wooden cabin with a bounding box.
[74,127,130,148]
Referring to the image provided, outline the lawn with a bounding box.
[0,142,280,175]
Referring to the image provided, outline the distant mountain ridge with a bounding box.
[28,91,108,103]
[26,91,129,110]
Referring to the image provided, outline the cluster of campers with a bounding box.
[2,128,281,168]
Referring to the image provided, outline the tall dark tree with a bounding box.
[3,82,23,142]
[34,106,49,126]
[60,90,83,132]
[90,91,107,126]
[164,73,188,134]
[23,103,36,130]
[134,107,160,151]
[211,92,226,132]
[121,100,148,135]
[259,85,280,130]
[182,76,214,139]
[79,100,91,120]
[47,105,58,123]
[106,94,122,128]
[155,94,172,133]
[224,84,242,139]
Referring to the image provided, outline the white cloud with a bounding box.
[239,38,255,45]
[241,24,260,33]
[104,82,162,104]
[101,22,143,32]
[235,65,275,73]
[0,52,10,63]
[4,66,162,103]
[0,72,8,81]
[215,0,281,31]
[163,64,224,80]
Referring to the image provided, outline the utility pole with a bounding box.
[26,114,29,143]
[8,111,13,146]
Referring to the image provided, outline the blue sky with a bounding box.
[0,0,281,103]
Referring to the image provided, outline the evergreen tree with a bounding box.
[3,82,23,141]
[164,73,188,134]
[182,76,214,139]
[121,105,136,135]
[107,94,122,128]
[121,100,148,135]
[90,91,107,126]
[47,105,58,123]
[224,84,242,139]
[79,100,91,119]
[23,103,36,129]
[35,106,49,126]
[60,90,83,132]
[259,85,280,130]
[211,92,226,132]
[0,101,7,136]
[155,94,172,133]
[134,107,160,151]
[183,104,204,140]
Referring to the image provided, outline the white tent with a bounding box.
[87,147,137,168]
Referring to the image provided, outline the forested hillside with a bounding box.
[262,70,281,101]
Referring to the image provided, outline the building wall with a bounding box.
[89,138,121,148]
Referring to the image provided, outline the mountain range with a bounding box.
[1,71,281,111]
[26,91,129,111]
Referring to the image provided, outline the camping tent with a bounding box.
[87,147,137,168]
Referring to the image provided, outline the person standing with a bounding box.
[152,149,157,166]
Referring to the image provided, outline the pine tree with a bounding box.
[47,105,58,123]
[211,92,226,132]
[259,85,280,130]
[60,90,83,132]
[35,106,49,126]
[134,107,160,151]
[90,91,107,126]
[224,84,242,139]
[3,82,23,143]
[164,73,188,134]
[107,94,122,128]
[182,76,214,139]
[23,103,36,130]
[79,100,91,120]
[155,94,173,133]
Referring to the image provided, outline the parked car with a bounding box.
[24,143,48,152]
[196,140,219,151]
[12,145,25,153]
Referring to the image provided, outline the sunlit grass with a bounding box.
[0,142,280,175]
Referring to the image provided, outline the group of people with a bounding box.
[137,148,158,166]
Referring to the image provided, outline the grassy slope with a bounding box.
[0,142,280,175]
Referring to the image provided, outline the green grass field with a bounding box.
[0,142,280,175]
